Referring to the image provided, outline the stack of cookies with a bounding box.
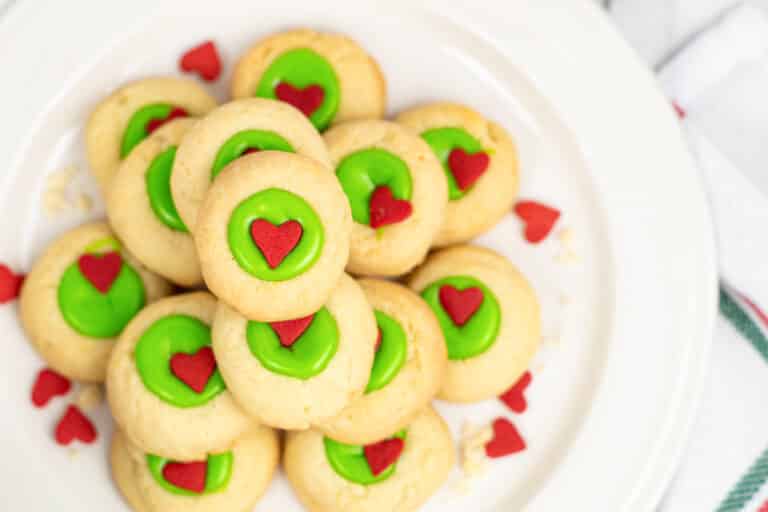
[19,28,541,512]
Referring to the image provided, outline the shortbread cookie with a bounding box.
[195,151,352,321]
[324,120,447,276]
[111,426,278,512]
[212,274,376,430]
[20,222,172,382]
[107,292,252,461]
[231,29,386,131]
[170,98,332,232]
[86,77,217,190]
[396,102,519,246]
[407,245,540,402]
[285,406,454,512]
[317,279,446,444]
[107,118,202,287]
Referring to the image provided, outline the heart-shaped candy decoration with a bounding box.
[485,417,526,458]
[78,251,122,294]
[31,368,71,408]
[499,371,532,413]
[170,347,217,394]
[364,437,405,476]
[447,148,489,191]
[369,186,412,229]
[439,285,484,326]
[146,107,188,134]
[0,264,24,303]
[162,461,207,493]
[250,219,303,269]
[55,405,97,445]
[275,82,325,117]
[513,200,560,244]
[269,314,315,348]
[180,40,221,82]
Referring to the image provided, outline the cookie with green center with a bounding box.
[106,118,202,287]
[107,293,253,461]
[85,77,217,190]
[395,102,520,247]
[285,406,455,512]
[231,29,386,131]
[19,222,171,382]
[195,151,351,322]
[407,245,541,402]
[324,120,447,276]
[212,274,376,430]
[111,425,278,512]
[317,279,446,445]
[170,98,332,233]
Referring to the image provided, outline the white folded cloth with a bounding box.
[612,2,768,511]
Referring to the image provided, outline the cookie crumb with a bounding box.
[68,447,79,459]
[74,384,103,412]
[453,421,494,493]
[555,227,581,264]
[75,194,93,213]
[43,165,80,216]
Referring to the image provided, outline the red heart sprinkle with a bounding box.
[758,499,768,512]
[374,328,382,352]
[447,148,490,191]
[31,368,71,408]
[499,371,532,413]
[250,219,303,269]
[0,264,24,303]
[269,314,315,348]
[364,437,405,476]
[275,82,325,117]
[170,347,217,394]
[672,101,686,119]
[180,40,221,82]
[54,405,97,445]
[146,107,188,134]
[439,285,483,326]
[485,418,526,458]
[78,251,122,294]
[369,186,413,229]
[162,461,207,493]
[513,200,561,244]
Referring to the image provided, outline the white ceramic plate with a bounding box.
[0,1,717,511]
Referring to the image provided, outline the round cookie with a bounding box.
[212,274,376,430]
[284,406,455,512]
[407,245,540,402]
[231,28,386,132]
[324,120,447,276]
[317,279,446,444]
[195,151,352,322]
[395,102,519,246]
[20,222,172,382]
[107,118,202,287]
[86,77,217,190]
[111,426,278,512]
[107,292,252,461]
[170,98,332,232]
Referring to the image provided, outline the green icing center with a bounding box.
[134,314,226,407]
[324,430,407,485]
[147,452,233,495]
[227,188,324,281]
[335,148,413,225]
[246,307,339,380]
[255,48,341,132]
[421,275,501,360]
[421,127,487,200]
[57,238,146,338]
[121,104,175,158]
[146,146,188,232]
[365,310,407,394]
[210,130,295,180]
